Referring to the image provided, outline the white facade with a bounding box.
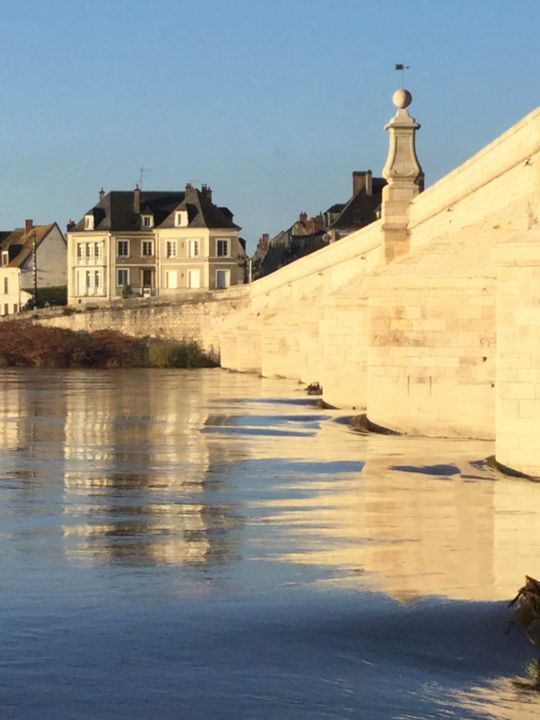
[0,268,22,315]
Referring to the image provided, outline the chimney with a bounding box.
[66,219,76,232]
[25,218,33,235]
[99,187,105,202]
[133,184,140,214]
[201,184,213,202]
[299,212,308,224]
[352,171,373,197]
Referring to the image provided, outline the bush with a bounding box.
[144,338,217,368]
[0,320,217,369]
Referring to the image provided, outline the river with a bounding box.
[1,367,540,719]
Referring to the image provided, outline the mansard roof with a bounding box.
[74,187,240,232]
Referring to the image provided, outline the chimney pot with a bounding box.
[25,218,33,235]
[201,184,213,201]
[99,187,105,201]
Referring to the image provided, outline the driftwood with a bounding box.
[508,576,540,648]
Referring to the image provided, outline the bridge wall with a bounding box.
[31,105,540,473]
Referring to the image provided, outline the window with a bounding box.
[3,277,8,294]
[188,270,200,289]
[84,215,94,230]
[117,240,129,257]
[94,270,102,289]
[189,240,200,258]
[174,211,188,227]
[166,240,177,258]
[216,239,229,257]
[142,240,154,257]
[94,242,102,259]
[85,243,92,258]
[141,214,153,228]
[117,268,129,286]
[76,243,83,260]
[165,270,178,289]
[216,270,230,289]
[85,271,92,289]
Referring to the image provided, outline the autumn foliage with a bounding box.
[0,321,217,369]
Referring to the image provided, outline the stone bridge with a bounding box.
[38,91,540,477]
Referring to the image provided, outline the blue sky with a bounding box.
[0,0,538,252]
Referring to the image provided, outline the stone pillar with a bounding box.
[381,89,423,263]
[495,229,540,477]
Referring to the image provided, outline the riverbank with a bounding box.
[0,320,217,369]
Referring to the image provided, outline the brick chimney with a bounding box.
[25,218,33,235]
[258,233,270,252]
[201,184,213,202]
[133,184,140,214]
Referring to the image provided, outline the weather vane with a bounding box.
[395,63,410,87]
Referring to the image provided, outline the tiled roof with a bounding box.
[0,224,60,268]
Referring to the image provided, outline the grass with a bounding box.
[0,320,218,369]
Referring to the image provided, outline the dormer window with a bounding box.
[174,211,188,227]
[141,214,153,228]
[1,250,8,267]
[84,214,94,231]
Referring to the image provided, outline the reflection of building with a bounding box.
[263,429,540,603]
[61,369,241,567]
[67,184,245,304]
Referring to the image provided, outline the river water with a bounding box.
[1,368,540,719]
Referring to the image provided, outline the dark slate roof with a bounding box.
[74,187,240,232]
[330,178,386,231]
[325,203,346,214]
[74,191,184,232]
[160,186,240,230]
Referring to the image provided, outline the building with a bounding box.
[251,170,386,279]
[0,220,66,316]
[67,184,245,305]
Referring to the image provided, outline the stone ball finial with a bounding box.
[392,88,412,109]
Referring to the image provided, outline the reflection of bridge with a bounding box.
[39,91,540,476]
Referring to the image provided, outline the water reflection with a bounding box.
[59,369,248,567]
[454,669,540,719]
[3,368,540,604]
[4,369,540,718]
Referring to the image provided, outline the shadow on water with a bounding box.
[2,587,536,720]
